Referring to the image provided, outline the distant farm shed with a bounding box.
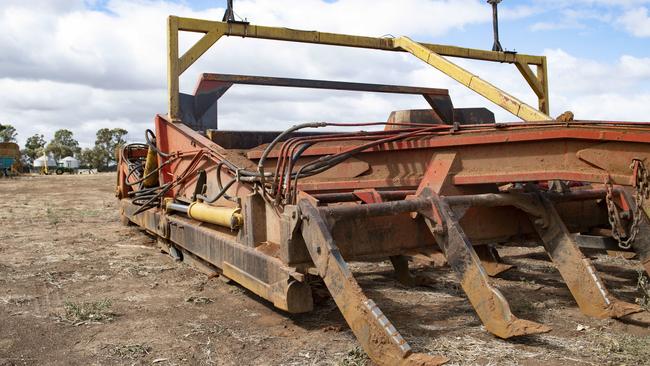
[59,156,80,169]
[33,155,57,167]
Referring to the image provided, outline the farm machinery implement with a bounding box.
[0,142,21,177]
[117,14,650,366]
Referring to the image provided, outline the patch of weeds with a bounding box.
[45,206,61,227]
[46,206,60,226]
[185,296,214,305]
[109,344,151,359]
[63,299,114,323]
[77,209,100,217]
[590,331,650,365]
[339,347,369,366]
[519,277,539,287]
[635,270,650,311]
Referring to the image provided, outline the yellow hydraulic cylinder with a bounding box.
[142,146,159,188]
[187,202,243,229]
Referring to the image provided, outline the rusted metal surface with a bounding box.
[417,188,550,338]
[353,189,435,287]
[249,122,650,191]
[114,11,650,365]
[628,198,650,277]
[298,199,448,366]
[389,255,427,287]
[199,73,449,95]
[312,190,415,203]
[119,71,650,366]
[528,193,641,319]
[439,189,643,319]
[166,15,549,122]
[474,245,514,277]
[319,199,431,220]
[187,73,454,129]
[207,130,331,150]
[121,199,313,313]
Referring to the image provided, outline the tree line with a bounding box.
[1,123,128,170]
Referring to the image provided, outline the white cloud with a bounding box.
[401,48,650,123]
[528,1,650,34]
[0,0,649,149]
[0,78,162,147]
[0,0,500,146]
[233,0,489,36]
[531,20,585,32]
[540,0,650,7]
[617,6,650,36]
[543,49,650,120]
[529,6,617,32]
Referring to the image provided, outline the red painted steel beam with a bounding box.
[249,122,650,193]
[247,122,650,159]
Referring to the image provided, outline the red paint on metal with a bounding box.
[247,122,650,159]
[353,189,384,204]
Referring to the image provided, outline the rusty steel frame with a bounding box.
[186,73,457,129]
[197,73,450,96]
[167,15,551,123]
[120,199,313,313]
[113,13,650,366]
[119,115,650,366]
[117,112,650,365]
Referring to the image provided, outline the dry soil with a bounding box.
[1,174,649,366]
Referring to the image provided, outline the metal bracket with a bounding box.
[418,188,550,338]
[166,15,550,122]
[298,199,448,366]
[527,191,642,318]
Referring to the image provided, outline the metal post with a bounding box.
[488,0,503,52]
[167,16,180,122]
[222,0,235,22]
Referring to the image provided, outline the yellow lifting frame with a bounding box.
[167,15,551,123]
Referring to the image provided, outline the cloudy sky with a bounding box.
[1,0,649,147]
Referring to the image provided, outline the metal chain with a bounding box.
[605,159,648,249]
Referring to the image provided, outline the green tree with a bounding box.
[94,128,128,169]
[79,147,104,169]
[22,134,46,161]
[46,129,80,161]
[0,123,17,143]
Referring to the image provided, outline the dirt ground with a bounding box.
[1,174,650,366]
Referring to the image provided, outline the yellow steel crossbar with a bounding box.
[167,15,551,122]
[393,37,550,121]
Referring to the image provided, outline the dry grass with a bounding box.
[1,295,34,306]
[339,347,369,366]
[3,174,650,365]
[45,206,60,226]
[63,299,114,323]
[590,331,650,365]
[635,270,650,311]
[109,343,151,359]
[185,296,214,305]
